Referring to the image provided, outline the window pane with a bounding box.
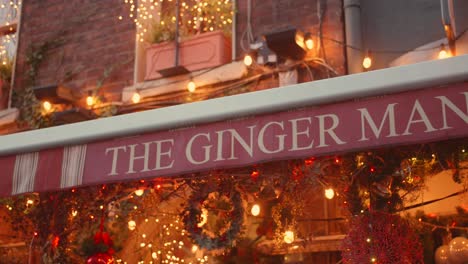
[0,0,20,63]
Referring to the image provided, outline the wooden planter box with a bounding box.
[145,30,231,81]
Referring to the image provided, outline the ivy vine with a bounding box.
[12,38,65,129]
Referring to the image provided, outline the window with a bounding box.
[123,0,234,83]
[0,0,20,109]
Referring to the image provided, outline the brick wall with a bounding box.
[236,0,346,76]
[14,0,135,102]
[13,0,345,104]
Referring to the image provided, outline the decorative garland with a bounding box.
[271,180,305,244]
[183,184,244,250]
[342,211,424,264]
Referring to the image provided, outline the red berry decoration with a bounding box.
[86,252,114,264]
[342,211,424,264]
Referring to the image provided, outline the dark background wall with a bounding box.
[235,0,346,75]
[360,0,468,69]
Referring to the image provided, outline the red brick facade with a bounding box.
[13,0,344,103]
[14,0,135,102]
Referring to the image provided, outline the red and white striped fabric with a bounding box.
[1,145,88,196]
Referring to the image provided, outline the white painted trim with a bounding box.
[0,108,19,126]
[1,55,468,155]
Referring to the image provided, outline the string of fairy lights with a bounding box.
[124,213,209,264]
[1,145,466,263]
[0,0,20,66]
[121,0,233,43]
[31,0,468,117]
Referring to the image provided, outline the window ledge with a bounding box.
[0,19,17,35]
[0,108,18,126]
[123,61,247,103]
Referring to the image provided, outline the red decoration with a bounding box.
[51,235,60,249]
[94,232,112,247]
[304,157,315,166]
[342,212,424,264]
[250,168,260,181]
[86,252,114,264]
[291,166,304,181]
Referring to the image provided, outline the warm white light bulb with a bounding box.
[243,54,253,66]
[284,230,295,244]
[134,189,144,196]
[132,92,141,103]
[305,38,314,50]
[187,81,196,93]
[251,204,260,216]
[86,95,95,107]
[191,245,198,253]
[324,188,335,199]
[438,49,452,59]
[128,220,136,230]
[362,56,372,69]
[42,101,52,112]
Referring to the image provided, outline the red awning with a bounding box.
[0,56,468,196]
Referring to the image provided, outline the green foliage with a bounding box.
[148,0,232,44]
[82,238,108,256]
[12,87,53,128]
[10,38,64,129]
[150,17,178,44]
[25,38,65,86]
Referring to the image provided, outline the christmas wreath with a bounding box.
[183,184,244,250]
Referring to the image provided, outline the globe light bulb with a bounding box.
[437,44,452,60]
[128,220,136,230]
[187,80,196,93]
[284,230,295,244]
[251,204,260,216]
[324,188,335,199]
[362,56,372,69]
[438,49,449,59]
[86,95,95,107]
[42,101,52,112]
[191,245,198,253]
[132,92,141,103]
[243,54,253,66]
[134,189,144,196]
[305,38,314,50]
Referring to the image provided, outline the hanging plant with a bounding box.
[183,182,244,251]
[11,38,65,128]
